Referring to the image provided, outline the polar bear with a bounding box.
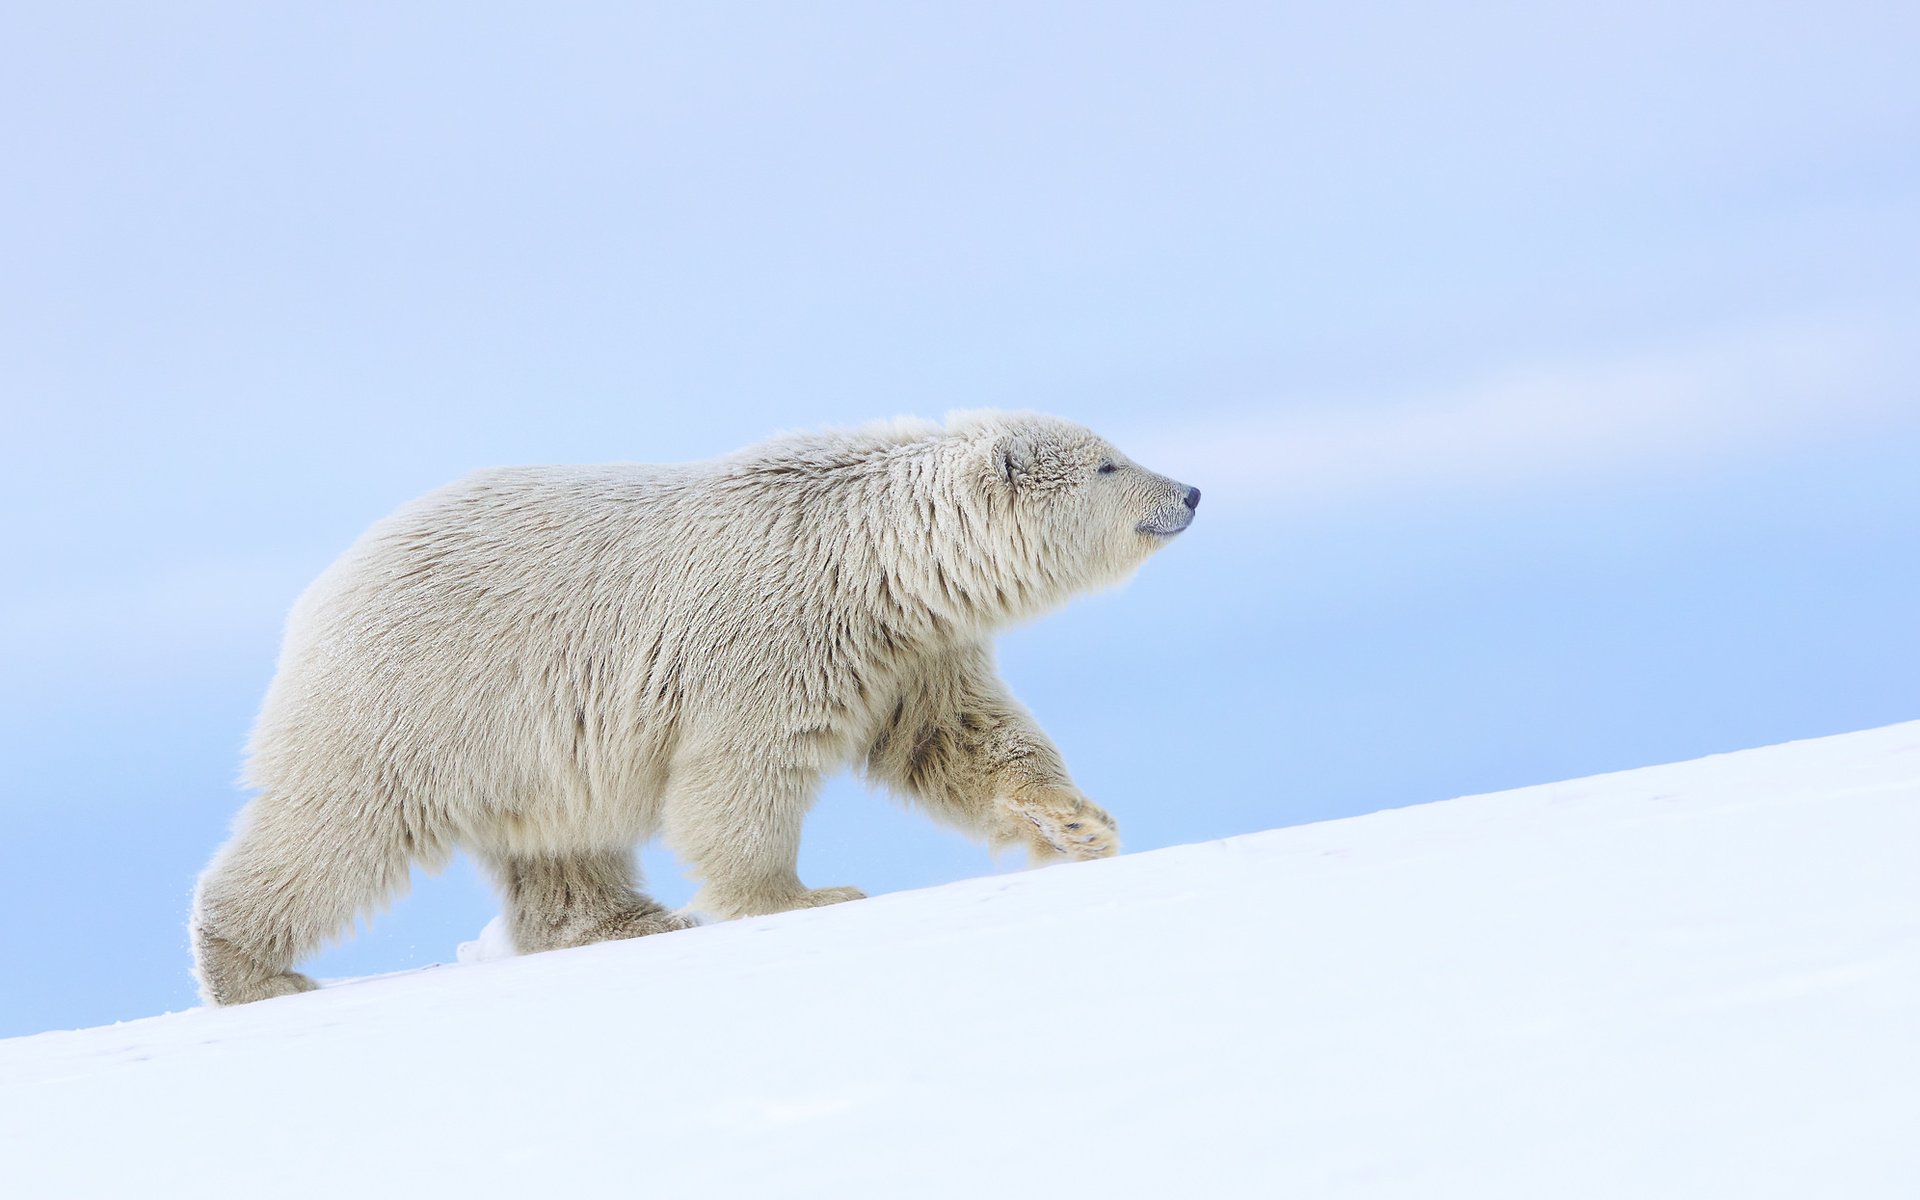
[191,410,1199,1005]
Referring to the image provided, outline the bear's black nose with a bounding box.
[1184,486,1201,511]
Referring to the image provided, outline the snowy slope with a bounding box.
[3,723,1917,1198]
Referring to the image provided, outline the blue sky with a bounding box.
[3,2,1916,1037]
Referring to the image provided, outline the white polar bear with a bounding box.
[191,411,1199,1004]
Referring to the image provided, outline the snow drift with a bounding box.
[3,722,1917,1197]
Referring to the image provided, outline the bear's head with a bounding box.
[945,410,1199,616]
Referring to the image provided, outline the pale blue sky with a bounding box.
[3,3,1916,1037]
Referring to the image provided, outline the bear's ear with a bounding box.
[997,433,1032,488]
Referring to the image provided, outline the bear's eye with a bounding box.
[1097,460,1117,475]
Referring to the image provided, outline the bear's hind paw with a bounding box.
[207,970,318,1007]
[600,906,701,940]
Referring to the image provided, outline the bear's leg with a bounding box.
[866,643,1119,863]
[191,789,426,1006]
[485,849,698,954]
[664,759,865,920]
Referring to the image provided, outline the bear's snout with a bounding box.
[1137,479,1198,537]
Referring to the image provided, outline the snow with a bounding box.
[4,723,1917,1197]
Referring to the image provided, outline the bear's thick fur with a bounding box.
[191,411,1199,1004]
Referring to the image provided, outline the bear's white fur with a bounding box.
[191,411,1198,1005]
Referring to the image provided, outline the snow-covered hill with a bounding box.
[4,723,1917,1198]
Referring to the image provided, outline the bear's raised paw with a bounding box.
[1004,787,1119,862]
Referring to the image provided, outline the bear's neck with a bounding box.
[843,447,1055,645]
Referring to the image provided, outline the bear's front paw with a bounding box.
[1004,786,1119,862]
[798,885,867,908]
